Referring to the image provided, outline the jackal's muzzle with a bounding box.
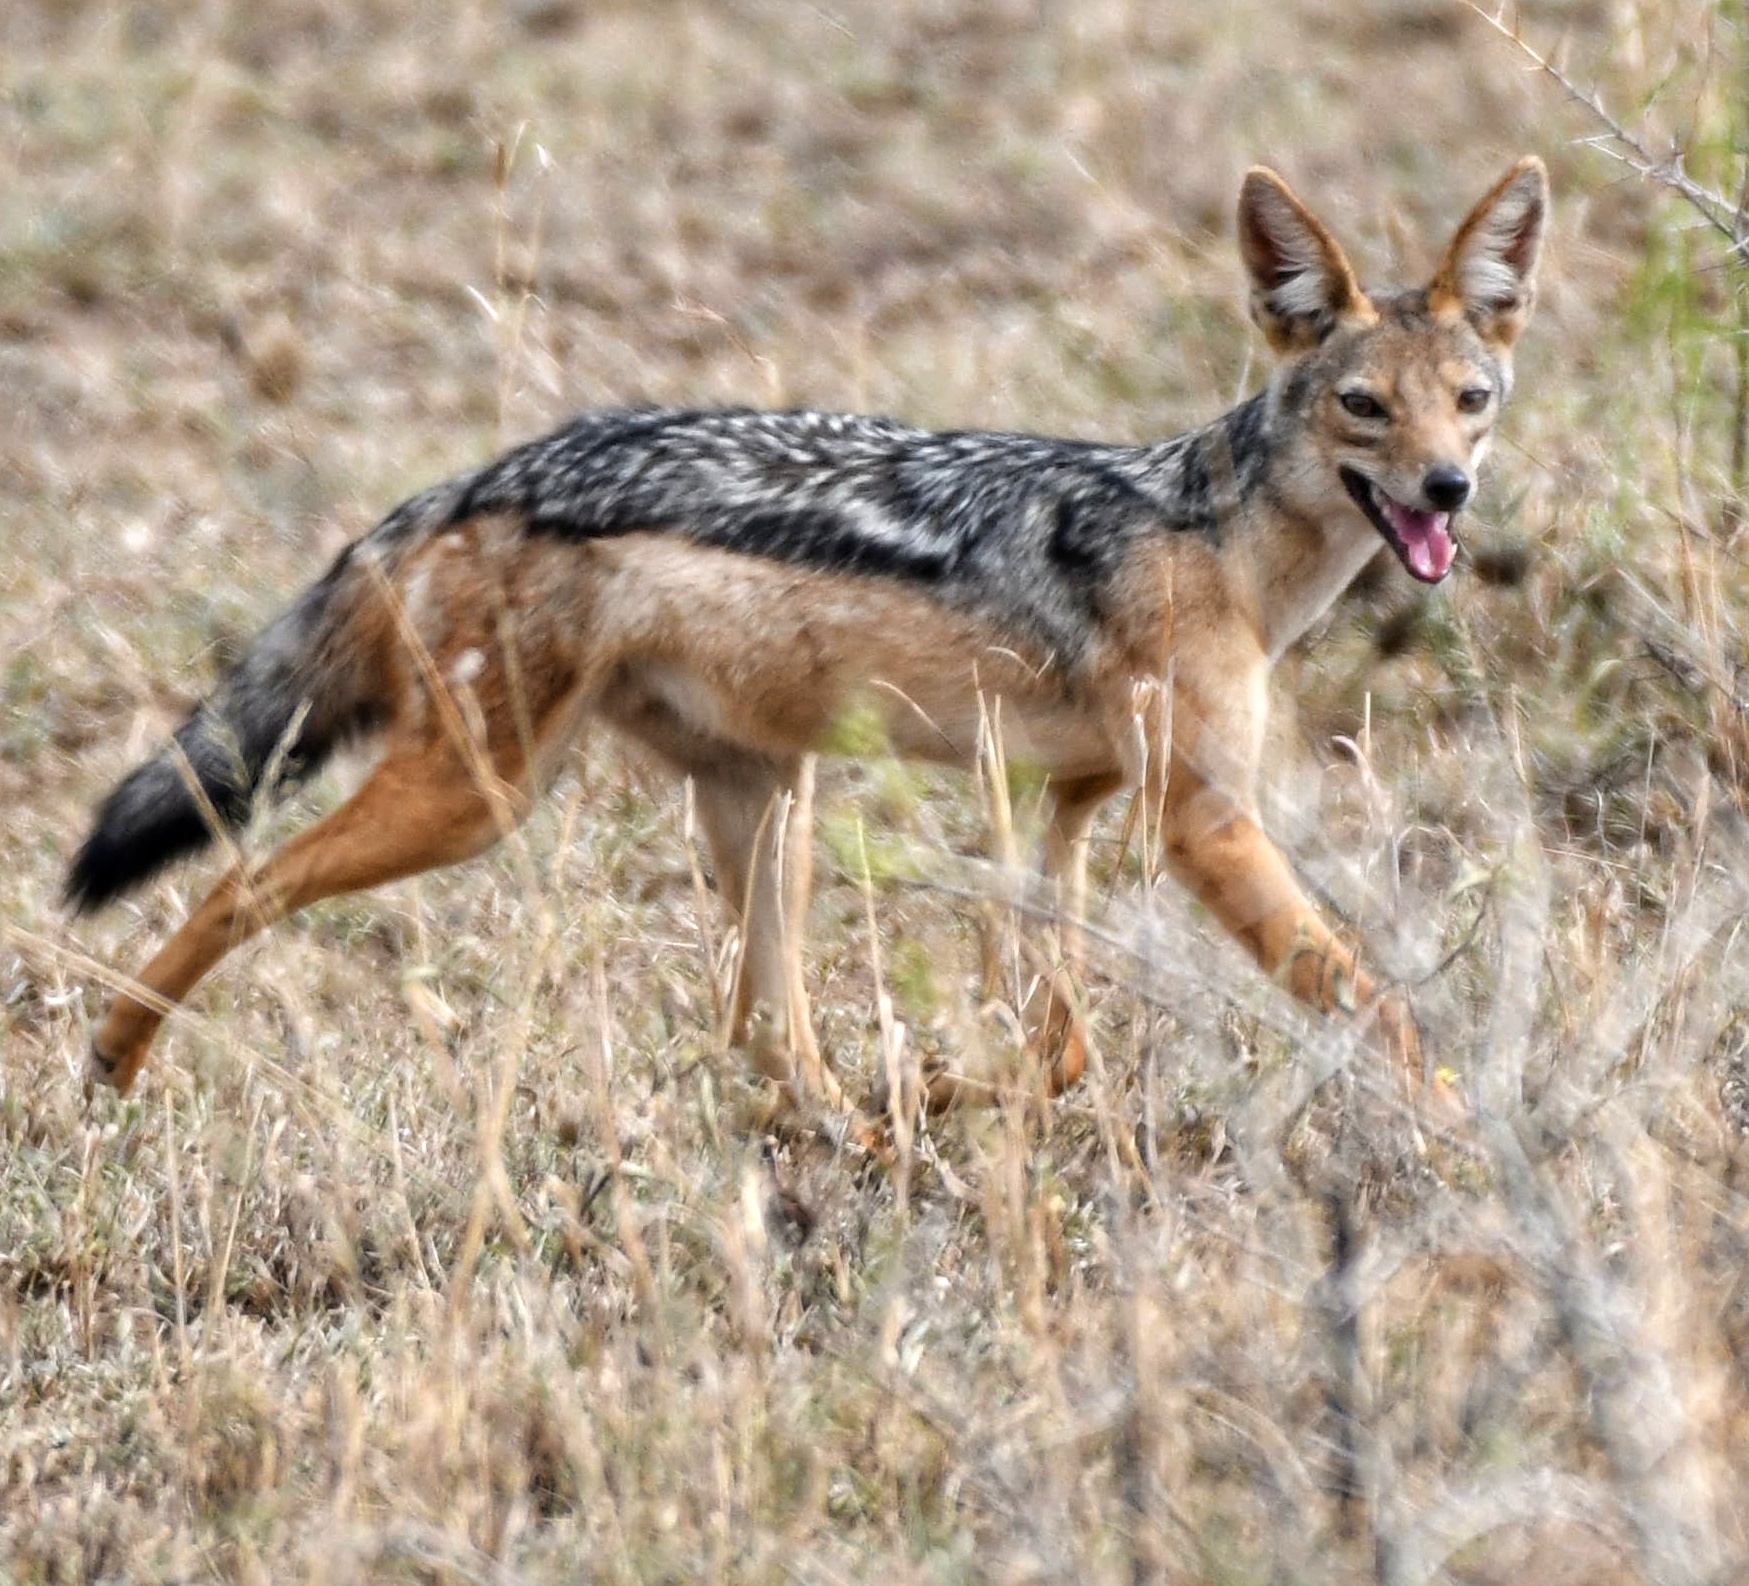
[1340,468,1459,583]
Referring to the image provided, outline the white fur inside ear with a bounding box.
[1271,252,1336,318]
[1251,186,1335,315]
[1456,171,1543,310]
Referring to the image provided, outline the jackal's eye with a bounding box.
[1339,391,1386,421]
[1457,386,1492,414]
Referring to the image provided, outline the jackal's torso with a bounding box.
[373,401,1275,673]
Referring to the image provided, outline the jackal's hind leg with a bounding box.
[1029,770,1127,1094]
[90,739,520,1093]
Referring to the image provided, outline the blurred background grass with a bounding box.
[5,1,1749,1581]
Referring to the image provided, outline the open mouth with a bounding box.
[1340,468,1457,584]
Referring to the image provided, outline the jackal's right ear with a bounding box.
[1238,167,1369,353]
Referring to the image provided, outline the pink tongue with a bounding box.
[1385,502,1455,580]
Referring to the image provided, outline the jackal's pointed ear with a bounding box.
[1238,167,1369,353]
[1429,156,1548,347]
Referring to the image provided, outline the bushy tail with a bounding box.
[66,545,385,912]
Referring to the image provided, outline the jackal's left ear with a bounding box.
[1430,156,1548,347]
[1238,167,1370,353]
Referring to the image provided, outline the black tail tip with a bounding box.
[65,797,218,914]
[65,830,137,914]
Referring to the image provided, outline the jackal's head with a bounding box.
[1237,157,1546,583]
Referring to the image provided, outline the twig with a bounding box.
[1461,2,1745,250]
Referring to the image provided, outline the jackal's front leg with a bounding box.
[1161,772,1423,1086]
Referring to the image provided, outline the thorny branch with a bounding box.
[1462,2,1749,254]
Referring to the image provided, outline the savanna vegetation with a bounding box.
[5,1,1749,1580]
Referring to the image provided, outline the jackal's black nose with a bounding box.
[1423,465,1471,512]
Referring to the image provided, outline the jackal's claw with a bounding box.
[87,1041,118,1086]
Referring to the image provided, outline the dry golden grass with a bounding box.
[6,1,1749,1581]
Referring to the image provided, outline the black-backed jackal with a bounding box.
[69,157,1546,1126]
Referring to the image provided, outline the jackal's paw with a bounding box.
[1365,990,1464,1121]
[86,1039,134,1097]
[756,1079,884,1159]
[1015,973,1091,1099]
[1041,1022,1089,1099]
[824,1104,891,1161]
[89,992,162,1097]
